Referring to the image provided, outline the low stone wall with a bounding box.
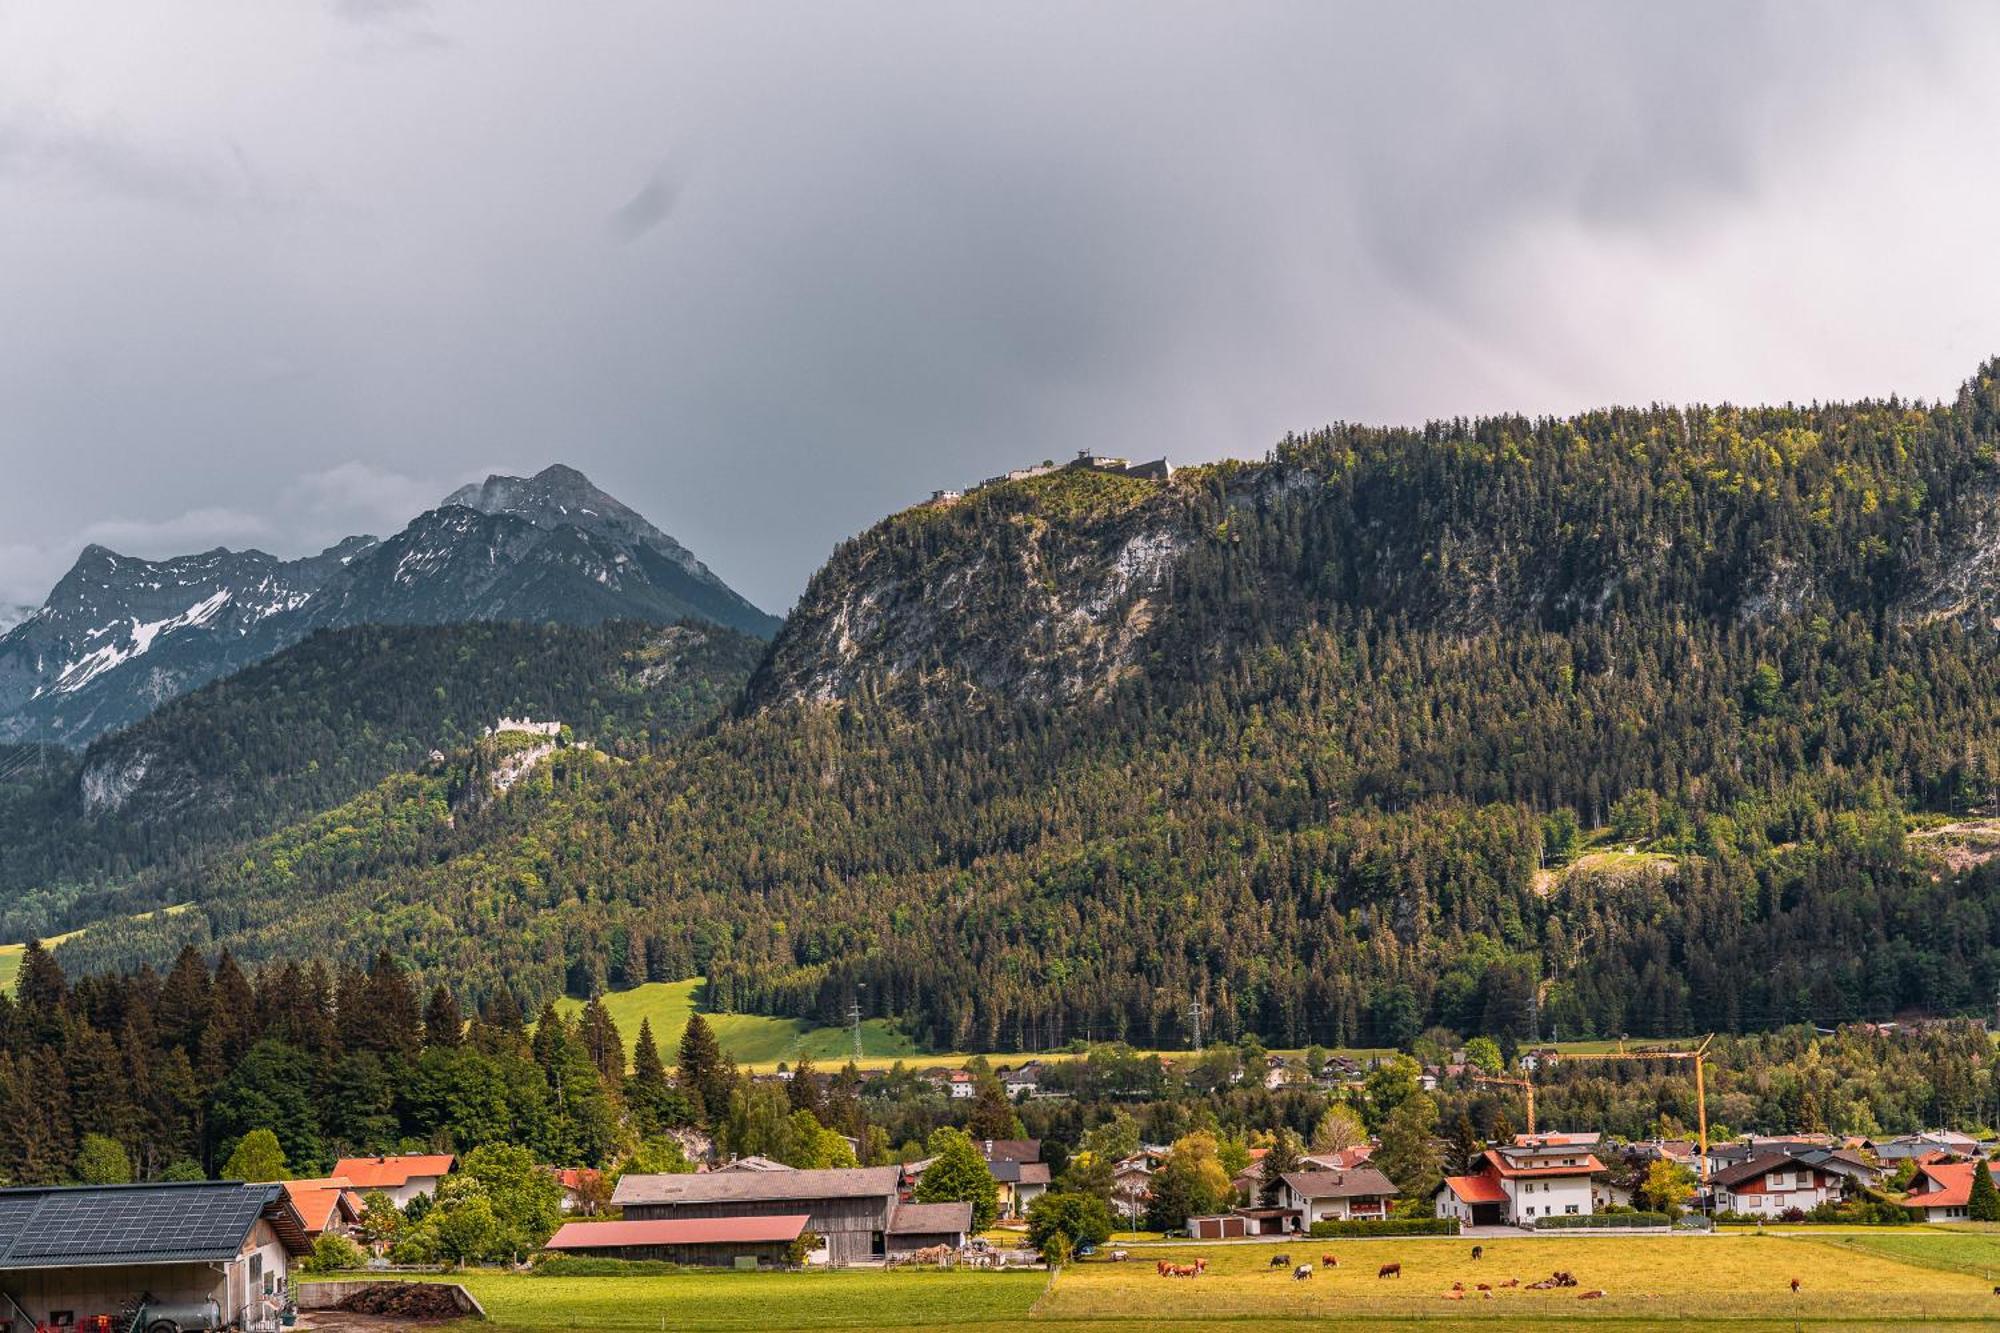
[295,1281,487,1320]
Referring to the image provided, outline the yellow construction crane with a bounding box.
[1553,1035,1717,1183]
[1470,1072,1537,1136]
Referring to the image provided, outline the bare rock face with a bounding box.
[1899,479,2000,631]
[747,466,1202,711]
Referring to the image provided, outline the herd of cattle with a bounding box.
[1135,1246,1620,1300]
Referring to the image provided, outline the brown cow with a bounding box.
[1320,1254,1339,1269]
[1790,1278,1801,1294]
[1578,1290,1606,1300]
[1470,1244,1484,1260]
[1378,1262,1402,1279]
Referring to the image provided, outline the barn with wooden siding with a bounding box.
[544,1215,808,1267]
[612,1167,903,1267]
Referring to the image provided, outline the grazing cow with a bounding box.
[1578,1290,1606,1300]
[1157,1261,1172,1276]
[1790,1278,1801,1294]
[1442,1290,1463,1301]
[1476,1283,1491,1292]
[1470,1245,1483,1260]
[1293,1265,1313,1281]
[1194,1258,1208,1274]
[1270,1253,1291,1269]
[1498,1278,1520,1288]
[1108,1250,1129,1262]
[1378,1262,1402,1279]
[1320,1254,1338,1269]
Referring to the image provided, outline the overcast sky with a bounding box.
[4,3,2000,615]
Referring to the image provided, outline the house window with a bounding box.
[1525,1206,1535,1216]
[1565,1204,1578,1214]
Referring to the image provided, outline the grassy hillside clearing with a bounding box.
[0,903,192,992]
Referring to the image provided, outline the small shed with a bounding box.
[544,1214,809,1268]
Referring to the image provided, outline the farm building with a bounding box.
[0,1182,310,1331]
[614,1166,903,1266]
[884,1201,972,1256]
[544,1215,809,1267]
[329,1153,455,1207]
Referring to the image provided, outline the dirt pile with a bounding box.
[332,1285,466,1320]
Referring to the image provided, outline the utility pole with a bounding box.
[1187,998,1205,1052]
[849,998,864,1063]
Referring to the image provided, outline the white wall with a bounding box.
[1505,1174,1594,1223]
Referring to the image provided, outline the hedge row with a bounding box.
[1307,1217,1460,1238]
[1533,1212,1671,1230]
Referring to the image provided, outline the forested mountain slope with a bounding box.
[0,620,761,941]
[57,366,2000,1049]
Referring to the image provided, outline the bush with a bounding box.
[786,1231,823,1268]
[530,1255,690,1277]
[1534,1211,1669,1230]
[1306,1217,1458,1238]
[301,1232,367,1274]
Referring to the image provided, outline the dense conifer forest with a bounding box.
[39,366,2000,1054]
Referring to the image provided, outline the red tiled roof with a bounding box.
[552,1167,602,1193]
[1441,1172,1508,1206]
[281,1177,360,1234]
[1484,1148,1604,1179]
[547,1215,810,1249]
[1903,1161,2000,1210]
[331,1154,456,1189]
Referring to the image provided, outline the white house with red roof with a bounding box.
[1707,1152,1839,1216]
[330,1153,456,1207]
[1902,1159,2000,1223]
[1434,1134,1604,1227]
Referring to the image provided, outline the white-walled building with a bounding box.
[330,1153,456,1208]
[1435,1134,1604,1227]
[1707,1153,1839,1215]
[1276,1167,1398,1225]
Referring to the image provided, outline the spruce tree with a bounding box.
[1971,1159,2000,1222]
[1258,1128,1303,1206]
[423,985,463,1048]
[677,1012,733,1126]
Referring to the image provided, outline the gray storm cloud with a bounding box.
[0,2,1997,614]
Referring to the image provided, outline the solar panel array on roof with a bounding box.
[0,1182,283,1269]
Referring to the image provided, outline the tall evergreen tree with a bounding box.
[424,984,464,1048]
[676,1013,733,1126]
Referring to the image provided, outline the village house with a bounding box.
[1275,1166,1398,1226]
[330,1152,455,1207]
[550,1167,604,1214]
[1301,1145,1376,1172]
[280,1176,363,1239]
[1707,1153,1840,1215]
[1435,1134,1605,1227]
[0,1182,310,1332]
[1000,1064,1043,1099]
[614,1165,906,1266]
[1902,1159,2000,1222]
[980,1140,1050,1217]
[1870,1131,1983,1162]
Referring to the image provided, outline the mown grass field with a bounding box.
[336,1267,1047,1331]
[1805,1225,2000,1280]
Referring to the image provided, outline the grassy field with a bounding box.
[325,1267,1047,1331]
[1804,1225,2000,1280]
[312,1233,2000,1330]
[1034,1233,2000,1325]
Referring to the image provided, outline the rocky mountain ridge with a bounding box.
[0,466,775,745]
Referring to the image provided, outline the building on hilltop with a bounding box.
[488,716,561,737]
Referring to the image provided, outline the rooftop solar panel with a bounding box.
[0,1183,280,1269]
